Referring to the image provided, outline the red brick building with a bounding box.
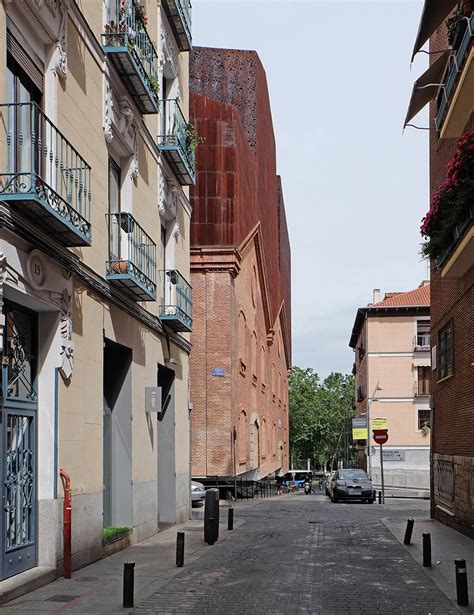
[406,2,473,535]
[189,47,291,479]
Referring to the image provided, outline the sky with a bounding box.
[192,0,430,378]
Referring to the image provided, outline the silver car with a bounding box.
[330,469,375,503]
[191,480,206,503]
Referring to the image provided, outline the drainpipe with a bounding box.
[60,469,72,579]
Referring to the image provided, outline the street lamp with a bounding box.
[367,383,382,479]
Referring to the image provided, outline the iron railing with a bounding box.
[106,212,157,300]
[436,455,454,509]
[436,12,474,131]
[436,210,474,268]
[195,477,281,500]
[414,333,430,350]
[159,269,192,331]
[157,99,195,182]
[0,102,91,244]
[103,0,159,109]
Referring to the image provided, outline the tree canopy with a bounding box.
[289,367,355,469]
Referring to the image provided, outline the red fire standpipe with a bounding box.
[60,469,72,579]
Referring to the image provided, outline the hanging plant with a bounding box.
[420,130,474,260]
[185,123,205,155]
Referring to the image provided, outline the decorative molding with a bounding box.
[5,0,69,78]
[104,80,139,178]
[159,20,179,78]
[58,289,74,380]
[104,78,114,143]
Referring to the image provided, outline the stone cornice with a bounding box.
[0,203,191,355]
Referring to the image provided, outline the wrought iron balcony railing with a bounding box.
[161,0,192,51]
[157,99,195,185]
[106,212,157,301]
[414,333,430,350]
[0,102,91,246]
[159,269,192,332]
[436,12,474,132]
[103,0,159,114]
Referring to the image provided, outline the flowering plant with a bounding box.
[420,130,474,260]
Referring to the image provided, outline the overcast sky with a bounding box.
[193,0,430,378]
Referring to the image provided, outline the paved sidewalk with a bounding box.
[383,514,474,611]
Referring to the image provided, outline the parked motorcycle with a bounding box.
[304,480,312,495]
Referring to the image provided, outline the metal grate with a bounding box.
[436,455,454,509]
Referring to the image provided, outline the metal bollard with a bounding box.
[176,532,185,567]
[208,518,215,545]
[404,518,415,545]
[455,559,469,606]
[228,507,234,531]
[422,533,431,567]
[378,491,382,504]
[123,562,135,608]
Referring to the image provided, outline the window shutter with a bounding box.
[7,31,44,93]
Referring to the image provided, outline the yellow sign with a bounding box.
[352,418,368,440]
[372,417,388,430]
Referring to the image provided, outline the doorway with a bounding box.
[103,339,132,529]
[157,363,175,525]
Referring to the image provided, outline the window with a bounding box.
[417,366,431,395]
[108,158,121,214]
[438,321,453,380]
[416,319,430,349]
[418,409,431,430]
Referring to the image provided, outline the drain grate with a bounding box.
[74,576,98,583]
[46,595,80,603]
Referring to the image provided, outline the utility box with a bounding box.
[204,488,219,544]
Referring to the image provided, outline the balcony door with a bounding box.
[6,56,42,194]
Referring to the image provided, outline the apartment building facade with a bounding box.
[349,284,431,488]
[0,0,193,586]
[406,1,474,536]
[189,48,291,481]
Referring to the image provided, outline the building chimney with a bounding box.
[372,289,381,304]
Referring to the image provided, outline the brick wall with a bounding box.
[429,18,474,535]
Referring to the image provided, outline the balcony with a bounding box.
[161,0,192,51]
[159,269,192,332]
[436,12,474,137]
[439,215,474,279]
[106,212,156,301]
[157,100,195,185]
[414,380,431,397]
[0,103,91,246]
[414,333,430,351]
[103,0,159,115]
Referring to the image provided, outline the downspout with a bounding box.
[59,469,72,579]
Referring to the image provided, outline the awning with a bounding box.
[404,50,450,127]
[411,0,458,62]
[413,356,432,367]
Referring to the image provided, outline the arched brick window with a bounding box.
[238,410,247,464]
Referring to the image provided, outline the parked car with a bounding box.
[329,469,375,503]
[191,480,206,503]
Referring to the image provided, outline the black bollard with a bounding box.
[176,532,185,567]
[228,507,234,531]
[455,559,469,606]
[123,562,135,608]
[422,533,431,567]
[208,518,215,545]
[378,491,382,504]
[404,518,415,545]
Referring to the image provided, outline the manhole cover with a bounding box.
[46,595,80,602]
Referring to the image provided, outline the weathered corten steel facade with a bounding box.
[189,47,291,479]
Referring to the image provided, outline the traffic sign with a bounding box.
[373,429,388,445]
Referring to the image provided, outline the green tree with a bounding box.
[289,367,355,469]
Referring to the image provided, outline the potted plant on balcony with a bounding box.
[185,122,205,157]
[420,130,474,263]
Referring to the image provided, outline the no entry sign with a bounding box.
[373,429,388,445]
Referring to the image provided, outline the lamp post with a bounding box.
[367,382,382,479]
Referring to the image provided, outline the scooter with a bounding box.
[304,481,311,495]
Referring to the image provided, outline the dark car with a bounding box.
[329,469,375,503]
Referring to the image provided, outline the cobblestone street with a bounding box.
[135,495,458,615]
